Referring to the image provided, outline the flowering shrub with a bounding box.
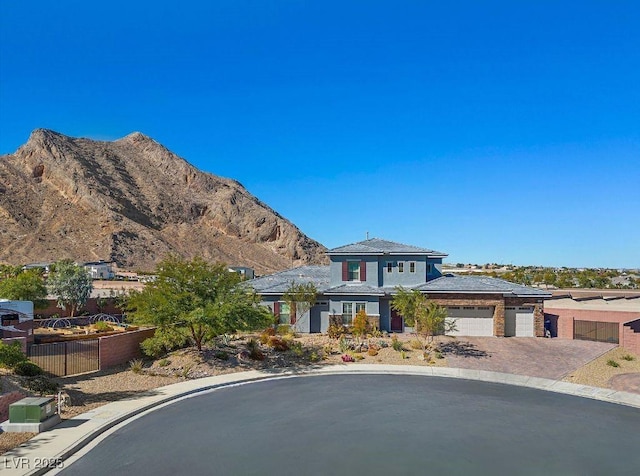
[341,354,355,363]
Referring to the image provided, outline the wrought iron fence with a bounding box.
[28,339,100,376]
[574,320,619,344]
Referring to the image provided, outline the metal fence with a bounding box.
[28,339,100,376]
[574,320,619,344]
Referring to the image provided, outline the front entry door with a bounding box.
[391,309,403,332]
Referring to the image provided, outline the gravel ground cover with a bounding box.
[563,347,640,388]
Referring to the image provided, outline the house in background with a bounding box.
[0,300,34,350]
[84,261,115,280]
[250,238,551,336]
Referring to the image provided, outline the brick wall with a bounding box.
[622,319,640,355]
[99,328,156,370]
[0,391,27,422]
[36,298,122,318]
[545,307,640,351]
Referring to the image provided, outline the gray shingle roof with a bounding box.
[414,275,552,297]
[323,284,386,296]
[248,266,330,294]
[328,238,447,257]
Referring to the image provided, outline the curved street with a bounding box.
[60,374,640,475]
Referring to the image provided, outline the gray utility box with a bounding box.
[9,397,56,423]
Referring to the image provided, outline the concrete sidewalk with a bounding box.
[2,365,640,475]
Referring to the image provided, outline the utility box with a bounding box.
[9,397,56,423]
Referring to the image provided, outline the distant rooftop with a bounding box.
[415,275,552,297]
[328,238,447,257]
[248,266,330,294]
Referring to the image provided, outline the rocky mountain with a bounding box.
[0,129,327,274]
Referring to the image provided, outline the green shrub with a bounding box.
[259,327,276,344]
[14,361,44,377]
[607,359,620,368]
[276,325,294,336]
[22,375,59,395]
[214,350,229,360]
[434,351,444,359]
[93,321,113,332]
[0,341,27,369]
[400,350,408,359]
[129,359,144,373]
[140,330,187,358]
[309,351,320,362]
[391,336,403,352]
[290,341,304,357]
[338,336,350,353]
[621,354,635,361]
[158,358,170,367]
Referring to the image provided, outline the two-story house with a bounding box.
[250,238,551,337]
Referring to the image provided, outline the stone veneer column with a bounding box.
[493,300,505,337]
[534,303,544,337]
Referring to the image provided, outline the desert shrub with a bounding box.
[214,350,229,360]
[370,328,382,338]
[327,324,347,339]
[391,335,403,352]
[338,336,351,353]
[14,361,44,377]
[434,351,444,359]
[352,309,369,340]
[129,359,144,373]
[267,336,289,352]
[22,375,59,395]
[409,339,422,350]
[259,327,276,344]
[0,341,27,369]
[400,350,408,359]
[368,348,379,356]
[323,344,334,356]
[621,354,635,361]
[341,354,355,363]
[158,358,170,367]
[93,321,113,332]
[246,338,265,360]
[309,351,320,363]
[140,330,188,358]
[289,341,304,357]
[276,325,294,336]
[377,340,389,348]
[607,359,620,368]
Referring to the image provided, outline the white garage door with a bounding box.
[445,306,494,337]
[504,307,535,337]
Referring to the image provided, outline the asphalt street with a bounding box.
[59,374,640,476]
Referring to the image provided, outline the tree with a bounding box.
[282,281,317,332]
[0,269,48,308]
[127,256,271,353]
[351,308,369,343]
[391,287,454,354]
[47,260,93,317]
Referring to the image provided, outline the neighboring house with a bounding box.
[21,262,53,274]
[249,238,551,336]
[0,300,34,347]
[544,291,640,354]
[229,266,255,280]
[84,260,115,280]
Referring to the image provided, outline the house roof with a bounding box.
[327,238,447,257]
[323,284,386,296]
[248,266,330,294]
[414,275,552,297]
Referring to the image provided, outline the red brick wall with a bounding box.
[99,328,156,370]
[0,391,27,422]
[545,307,640,350]
[622,319,640,355]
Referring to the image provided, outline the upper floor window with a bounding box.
[409,262,416,273]
[398,262,404,273]
[386,262,393,273]
[427,263,433,274]
[343,261,366,282]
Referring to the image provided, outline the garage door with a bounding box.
[504,307,535,337]
[445,306,494,337]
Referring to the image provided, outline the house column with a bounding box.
[493,300,505,337]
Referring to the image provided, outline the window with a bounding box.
[342,302,366,325]
[348,261,360,281]
[342,303,353,325]
[398,262,404,273]
[427,263,433,274]
[409,262,416,273]
[387,262,393,273]
[463,306,474,310]
[278,302,291,325]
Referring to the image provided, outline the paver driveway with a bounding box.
[441,337,615,379]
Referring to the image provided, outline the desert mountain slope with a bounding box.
[0,129,327,273]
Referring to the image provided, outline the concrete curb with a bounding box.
[2,365,639,475]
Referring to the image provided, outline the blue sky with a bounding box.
[1,1,639,268]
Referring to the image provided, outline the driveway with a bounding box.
[440,337,616,379]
